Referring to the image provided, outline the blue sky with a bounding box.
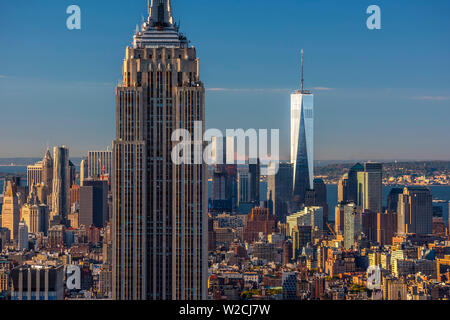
[0,0,449,160]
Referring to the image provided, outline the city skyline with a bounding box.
[0,1,450,304]
[1,0,450,160]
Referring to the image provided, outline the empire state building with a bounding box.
[112,0,207,300]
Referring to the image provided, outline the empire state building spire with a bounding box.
[134,0,186,48]
[148,0,174,27]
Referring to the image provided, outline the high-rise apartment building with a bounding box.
[42,149,53,190]
[51,146,70,225]
[397,187,433,235]
[291,51,314,207]
[357,162,383,213]
[112,0,207,300]
[343,203,362,250]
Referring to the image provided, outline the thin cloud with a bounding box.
[207,87,334,93]
[207,88,292,93]
[0,75,6,79]
[411,96,450,101]
[312,86,334,91]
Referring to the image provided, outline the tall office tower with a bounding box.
[387,188,403,213]
[334,203,345,235]
[80,159,88,187]
[376,212,397,246]
[291,50,313,207]
[22,185,49,235]
[343,203,362,250]
[313,178,328,224]
[1,182,20,240]
[338,173,349,203]
[237,168,251,205]
[225,164,238,211]
[113,0,207,300]
[249,159,260,205]
[69,161,76,187]
[397,187,433,235]
[17,220,28,251]
[210,137,236,213]
[27,162,43,187]
[347,163,364,203]
[267,162,293,222]
[212,167,227,201]
[51,146,70,225]
[357,162,383,213]
[88,149,112,179]
[79,179,108,228]
[42,149,53,189]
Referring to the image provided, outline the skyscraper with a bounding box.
[291,50,314,207]
[27,162,43,188]
[387,188,403,213]
[338,173,349,204]
[248,159,261,205]
[17,220,28,251]
[27,149,53,191]
[347,163,364,203]
[1,181,20,240]
[343,203,362,250]
[237,167,251,205]
[113,0,207,300]
[21,185,49,235]
[267,162,293,222]
[397,187,433,235]
[50,146,70,225]
[313,178,328,225]
[79,179,108,228]
[357,162,383,213]
[42,149,53,190]
[80,159,88,187]
[88,149,112,179]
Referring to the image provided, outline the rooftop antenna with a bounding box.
[301,49,304,93]
[148,0,151,16]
